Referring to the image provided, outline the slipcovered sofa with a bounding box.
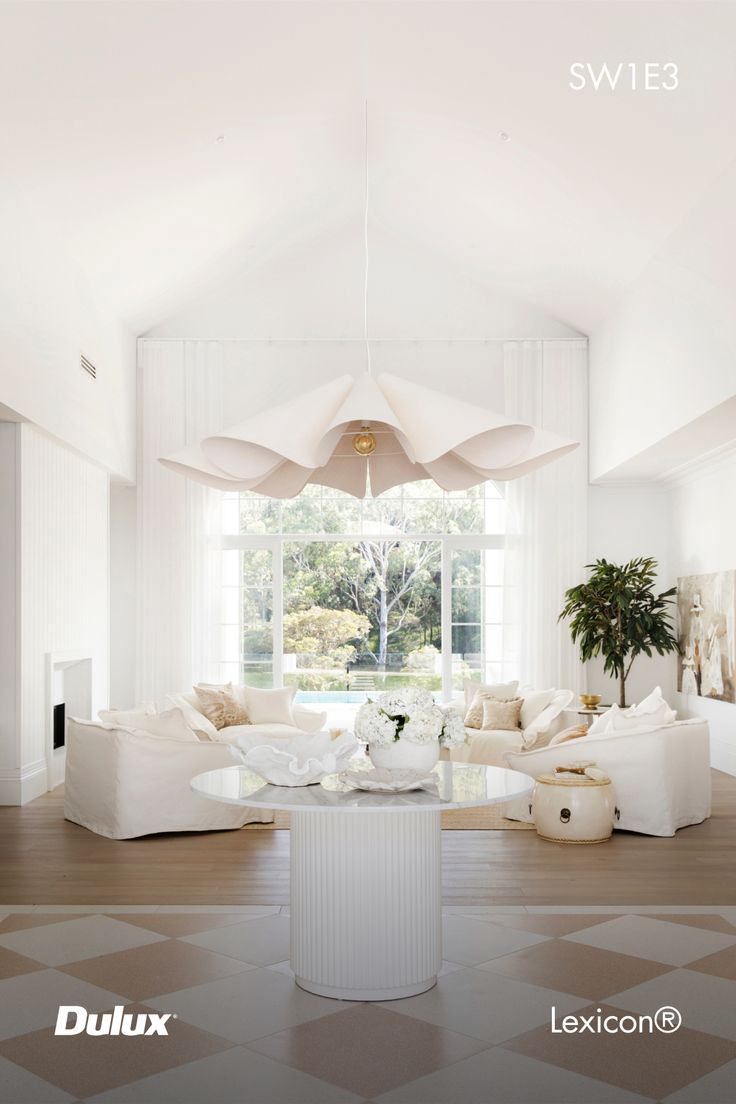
[65,687,327,839]
[503,718,711,837]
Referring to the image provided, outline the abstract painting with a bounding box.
[677,570,736,703]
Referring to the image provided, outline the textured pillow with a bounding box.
[463,678,519,714]
[194,683,250,730]
[549,723,590,747]
[128,707,199,742]
[481,697,523,731]
[165,694,220,741]
[243,685,296,726]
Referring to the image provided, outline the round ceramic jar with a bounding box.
[532,770,617,844]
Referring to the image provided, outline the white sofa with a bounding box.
[65,696,328,839]
[503,718,711,837]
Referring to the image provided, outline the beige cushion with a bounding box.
[243,685,296,726]
[462,678,519,714]
[481,697,523,731]
[549,723,590,747]
[194,683,250,730]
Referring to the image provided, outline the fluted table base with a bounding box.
[290,808,442,1001]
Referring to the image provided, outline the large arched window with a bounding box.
[219,481,508,703]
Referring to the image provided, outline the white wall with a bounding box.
[585,484,674,708]
[669,450,736,775]
[0,423,110,804]
[0,213,136,482]
[589,161,736,482]
[0,425,20,801]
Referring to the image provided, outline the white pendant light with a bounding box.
[160,107,578,497]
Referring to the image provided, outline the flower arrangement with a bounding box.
[354,688,466,749]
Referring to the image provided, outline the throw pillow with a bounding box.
[520,689,575,749]
[194,683,250,730]
[164,694,220,741]
[588,688,675,737]
[462,678,519,714]
[127,707,198,742]
[481,697,523,731]
[243,685,296,726]
[519,689,555,731]
[549,723,590,747]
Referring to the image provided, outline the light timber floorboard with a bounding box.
[0,772,734,906]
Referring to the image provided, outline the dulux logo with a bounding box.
[55,1005,174,1037]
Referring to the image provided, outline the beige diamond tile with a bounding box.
[0,1002,232,1099]
[0,946,45,982]
[441,913,549,965]
[0,915,87,936]
[86,1045,362,1103]
[644,914,736,936]
[180,914,291,965]
[0,916,167,967]
[564,916,736,967]
[687,943,736,981]
[662,1057,736,1102]
[0,1054,76,1103]
[503,1001,736,1099]
[58,938,253,1000]
[248,1003,489,1098]
[487,914,622,938]
[148,967,339,1044]
[0,969,126,1041]
[375,1045,654,1103]
[610,967,736,1041]
[478,938,672,1000]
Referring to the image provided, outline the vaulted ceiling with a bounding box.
[1,1,735,338]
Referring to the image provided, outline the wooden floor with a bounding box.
[1,773,735,907]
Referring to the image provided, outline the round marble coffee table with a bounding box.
[191,760,532,1002]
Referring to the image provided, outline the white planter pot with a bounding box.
[533,772,616,844]
[369,740,440,773]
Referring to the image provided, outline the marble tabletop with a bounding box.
[191,759,533,814]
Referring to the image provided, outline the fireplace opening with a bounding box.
[53,703,66,749]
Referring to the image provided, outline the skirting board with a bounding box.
[712,738,736,778]
[0,761,47,806]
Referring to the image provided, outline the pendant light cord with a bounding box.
[364,100,372,376]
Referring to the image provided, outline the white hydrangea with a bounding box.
[439,706,467,749]
[354,690,465,748]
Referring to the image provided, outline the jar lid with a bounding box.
[536,772,611,788]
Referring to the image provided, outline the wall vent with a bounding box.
[81,354,97,380]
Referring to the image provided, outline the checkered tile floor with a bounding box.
[0,907,735,1103]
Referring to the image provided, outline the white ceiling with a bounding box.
[1,1,735,338]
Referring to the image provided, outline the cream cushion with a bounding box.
[519,689,555,730]
[98,705,155,727]
[549,723,590,746]
[243,685,296,726]
[521,689,575,748]
[588,686,675,737]
[481,697,523,731]
[462,678,519,714]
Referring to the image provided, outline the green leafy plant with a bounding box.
[559,557,678,708]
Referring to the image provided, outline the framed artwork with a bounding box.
[677,571,735,703]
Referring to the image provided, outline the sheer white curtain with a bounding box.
[503,340,588,695]
[137,341,223,704]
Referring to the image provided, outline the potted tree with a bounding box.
[559,557,679,708]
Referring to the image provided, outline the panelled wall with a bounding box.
[0,423,110,804]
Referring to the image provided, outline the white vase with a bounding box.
[369,739,440,773]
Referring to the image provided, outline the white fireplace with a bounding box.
[46,651,93,790]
